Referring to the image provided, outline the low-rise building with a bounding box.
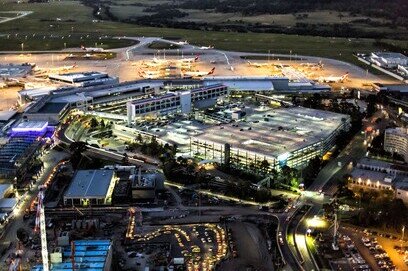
[348,168,394,191]
[394,181,408,205]
[63,170,118,206]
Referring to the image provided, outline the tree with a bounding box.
[90,117,98,128]
[366,94,377,117]
[69,141,88,169]
[136,133,143,144]
[122,153,129,165]
[260,159,270,173]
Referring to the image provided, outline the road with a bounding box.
[0,149,69,269]
[288,109,390,271]
[0,11,33,24]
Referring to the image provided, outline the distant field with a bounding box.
[0,0,406,66]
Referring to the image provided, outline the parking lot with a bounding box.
[125,223,228,271]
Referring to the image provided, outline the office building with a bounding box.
[384,127,408,162]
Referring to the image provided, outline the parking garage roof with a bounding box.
[192,106,348,158]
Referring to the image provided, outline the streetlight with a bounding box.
[21,42,24,51]
[401,225,405,248]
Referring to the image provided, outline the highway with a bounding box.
[288,109,390,271]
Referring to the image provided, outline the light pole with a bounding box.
[401,225,405,248]
[21,42,24,52]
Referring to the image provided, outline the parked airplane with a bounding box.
[176,40,189,45]
[34,64,77,74]
[300,61,324,69]
[318,72,349,83]
[139,70,162,79]
[80,45,104,52]
[179,55,199,63]
[183,67,215,78]
[247,61,273,68]
[199,45,214,50]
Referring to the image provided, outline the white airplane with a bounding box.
[176,40,188,45]
[34,64,77,74]
[300,61,324,69]
[183,67,215,78]
[152,57,169,64]
[247,61,273,68]
[139,70,162,79]
[318,72,349,83]
[199,45,214,50]
[81,45,104,52]
[179,55,199,63]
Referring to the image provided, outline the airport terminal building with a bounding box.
[126,84,228,122]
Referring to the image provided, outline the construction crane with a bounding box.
[34,186,49,271]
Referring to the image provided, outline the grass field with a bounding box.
[147,41,180,50]
[0,0,406,66]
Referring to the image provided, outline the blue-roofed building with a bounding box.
[63,170,118,206]
[31,240,113,271]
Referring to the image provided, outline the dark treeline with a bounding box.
[78,0,407,40]
[179,0,407,27]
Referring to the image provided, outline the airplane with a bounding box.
[199,45,214,50]
[300,61,324,69]
[182,67,215,78]
[139,70,162,79]
[152,57,169,64]
[34,64,77,74]
[80,45,104,52]
[318,72,349,83]
[176,40,188,45]
[179,55,199,63]
[247,61,272,68]
[83,53,93,58]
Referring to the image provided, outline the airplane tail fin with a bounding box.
[341,72,349,81]
[208,67,215,75]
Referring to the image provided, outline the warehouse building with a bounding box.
[63,170,118,206]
